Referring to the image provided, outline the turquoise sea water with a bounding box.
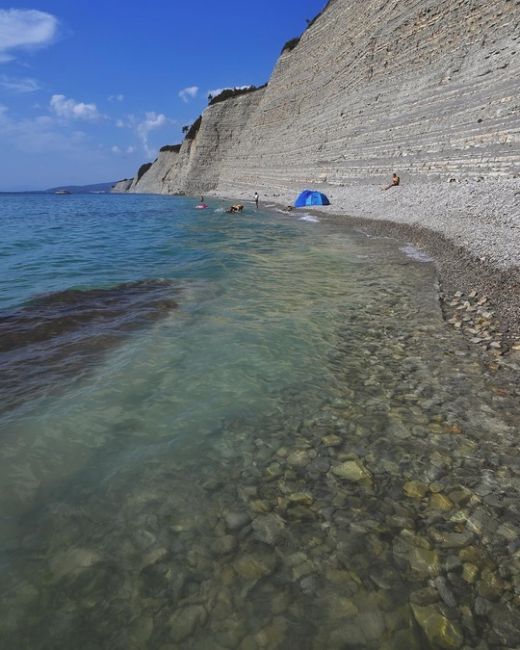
[1,194,520,649]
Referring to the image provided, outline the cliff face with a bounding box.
[112,178,133,193]
[125,0,520,196]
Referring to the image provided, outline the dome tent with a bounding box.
[294,190,331,208]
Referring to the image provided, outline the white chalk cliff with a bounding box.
[121,0,520,196]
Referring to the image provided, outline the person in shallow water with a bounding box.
[383,173,400,190]
[254,192,259,209]
[226,204,244,213]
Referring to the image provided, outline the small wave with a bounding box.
[299,214,320,223]
[400,244,434,263]
[214,208,225,213]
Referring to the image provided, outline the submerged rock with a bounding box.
[234,553,278,581]
[252,513,286,545]
[409,547,441,576]
[169,605,207,643]
[411,603,464,649]
[224,510,251,531]
[49,548,101,579]
[331,460,372,483]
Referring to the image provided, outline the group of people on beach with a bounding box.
[200,174,399,213]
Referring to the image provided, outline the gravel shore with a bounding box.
[227,179,520,355]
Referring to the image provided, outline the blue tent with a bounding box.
[294,190,331,208]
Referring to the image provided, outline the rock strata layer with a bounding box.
[122,0,520,198]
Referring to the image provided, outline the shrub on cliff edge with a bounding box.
[207,85,266,106]
[159,144,182,153]
[185,116,203,140]
[137,163,153,182]
[281,37,301,53]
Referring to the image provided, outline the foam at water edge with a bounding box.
[400,244,434,262]
[299,214,320,223]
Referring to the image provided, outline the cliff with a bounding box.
[122,0,520,196]
[112,178,133,193]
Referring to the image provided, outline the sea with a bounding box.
[1,193,519,649]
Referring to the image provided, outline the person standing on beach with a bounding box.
[254,192,259,209]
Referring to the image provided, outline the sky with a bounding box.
[0,0,326,191]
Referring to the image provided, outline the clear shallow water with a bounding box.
[1,194,520,649]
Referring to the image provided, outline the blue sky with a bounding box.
[0,0,326,190]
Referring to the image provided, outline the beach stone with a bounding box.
[328,596,359,620]
[133,528,157,550]
[142,546,168,568]
[214,534,237,555]
[332,460,372,483]
[449,487,473,506]
[489,604,520,646]
[496,521,518,541]
[321,434,342,447]
[409,547,441,576]
[169,605,207,642]
[355,609,386,642]
[128,614,154,648]
[271,591,291,615]
[381,628,423,650]
[411,604,464,649]
[49,548,101,579]
[410,587,440,606]
[249,499,270,514]
[326,568,361,593]
[327,624,366,649]
[224,511,251,531]
[434,576,457,608]
[234,553,277,580]
[474,596,492,617]
[292,560,315,581]
[462,563,479,584]
[252,513,286,545]
[287,449,311,467]
[430,494,454,511]
[458,546,484,564]
[265,463,283,480]
[478,568,506,601]
[288,492,314,506]
[255,616,288,648]
[431,530,474,549]
[239,636,258,650]
[403,481,428,499]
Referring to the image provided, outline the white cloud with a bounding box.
[109,94,124,103]
[0,104,86,153]
[0,74,41,93]
[179,86,199,103]
[50,94,101,121]
[111,144,136,155]
[0,9,59,62]
[114,111,174,157]
[135,111,168,157]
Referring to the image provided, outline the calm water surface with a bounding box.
[1,194,519,649]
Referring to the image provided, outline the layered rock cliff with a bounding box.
[124,0,520,196]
